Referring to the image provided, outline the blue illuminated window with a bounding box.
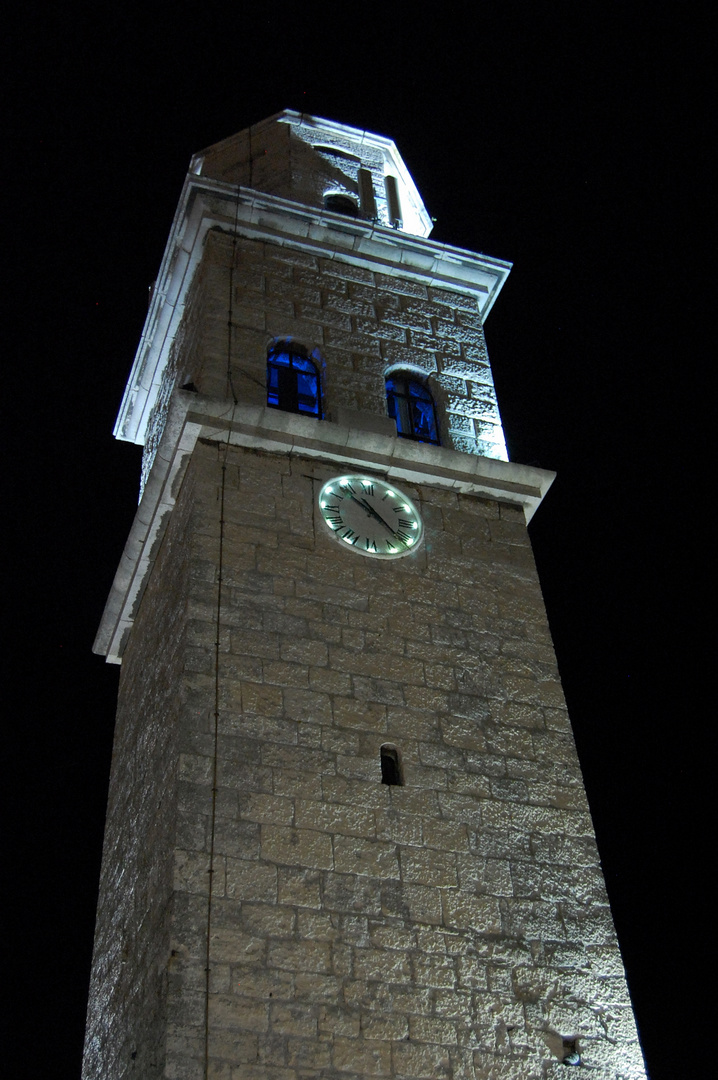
[267,343,321,419]
[386,375,439,445]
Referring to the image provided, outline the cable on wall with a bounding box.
[225,168,242,406]
[203,440,225,1080]
[203,163,244,1080]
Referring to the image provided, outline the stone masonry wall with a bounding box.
[153,440,646,1079]
[168,230,507,461]
[196,121,399,231]
[82,463,196,1079]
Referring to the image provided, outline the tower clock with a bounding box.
[84,111,646,1079]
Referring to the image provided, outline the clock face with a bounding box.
[318,476,423,558]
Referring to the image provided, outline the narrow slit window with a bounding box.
[561,1040,581,1066]
[380,745,403,786]
[386,374,440,445]
[384,175,403,228]
[267,343,321,419]
[358,168,377,218]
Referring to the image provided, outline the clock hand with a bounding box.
[357,498,400,538]
[345,492,393,532]
[346,492,386,525]
[361,500,418,549]
[346,492,375,516]
[344,491,409,546]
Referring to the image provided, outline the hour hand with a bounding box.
[347,493,381,522]
[347,493,374,516]
[358,498,398,537]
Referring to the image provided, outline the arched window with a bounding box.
[386,374,439,445]
[267,342,321,419]
[380,745,403,786]
[323,193,359,217]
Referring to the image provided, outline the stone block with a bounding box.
[286,1036,332,1070]
[318,724,361,756]
[208,994,269,1033]
[332,1037,392,1075]
[322,872,383,917]
[294,799,376,837]
[401,884,443,925]
[409,1015,458,1044]
[174,849,211,896]
[321,775,389,809]
[401,847,457,888]
[353,946,411,981]
[280,688,334,725]
[240,903,295,937]
[442,892,501,934]
[332,695,388,732]
[262,660,310,688]
[268,1002,317,1038]
[317,1003,361,1038]
[323,291,376,317]
[374,808,422,846]
[392,1038,452,1078]
[225,859,277,903]
[239,793,294,826]
[334,835,400,879]
[279,637,328,666]
[423,819,470,853]
[271,769,322,801]
[295,910,338,941]
[361,1012,409,1040]
[276,866,321,908]
[308,666,352,694]
[320,258,374,284]
[260,826,334,870]
[267,939,332,974]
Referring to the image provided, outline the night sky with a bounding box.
[4,7,710,1078]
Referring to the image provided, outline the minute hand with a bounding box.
[358,498,400,538]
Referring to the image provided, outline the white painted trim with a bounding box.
[114,177,511,448]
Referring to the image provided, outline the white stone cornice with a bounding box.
[114,175,511,448]
[96,393,554,664]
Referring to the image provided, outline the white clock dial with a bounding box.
[318,476,423,558]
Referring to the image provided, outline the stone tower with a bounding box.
[84,111,646,1079]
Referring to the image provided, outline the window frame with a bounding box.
[266,342,322,420]
[385,372,440,445]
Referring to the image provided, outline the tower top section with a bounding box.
[114,112,512,449]
[191,110,434,237]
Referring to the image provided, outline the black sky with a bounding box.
[4,5,711,1078]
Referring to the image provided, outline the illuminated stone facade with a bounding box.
[84,113,646,1079]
